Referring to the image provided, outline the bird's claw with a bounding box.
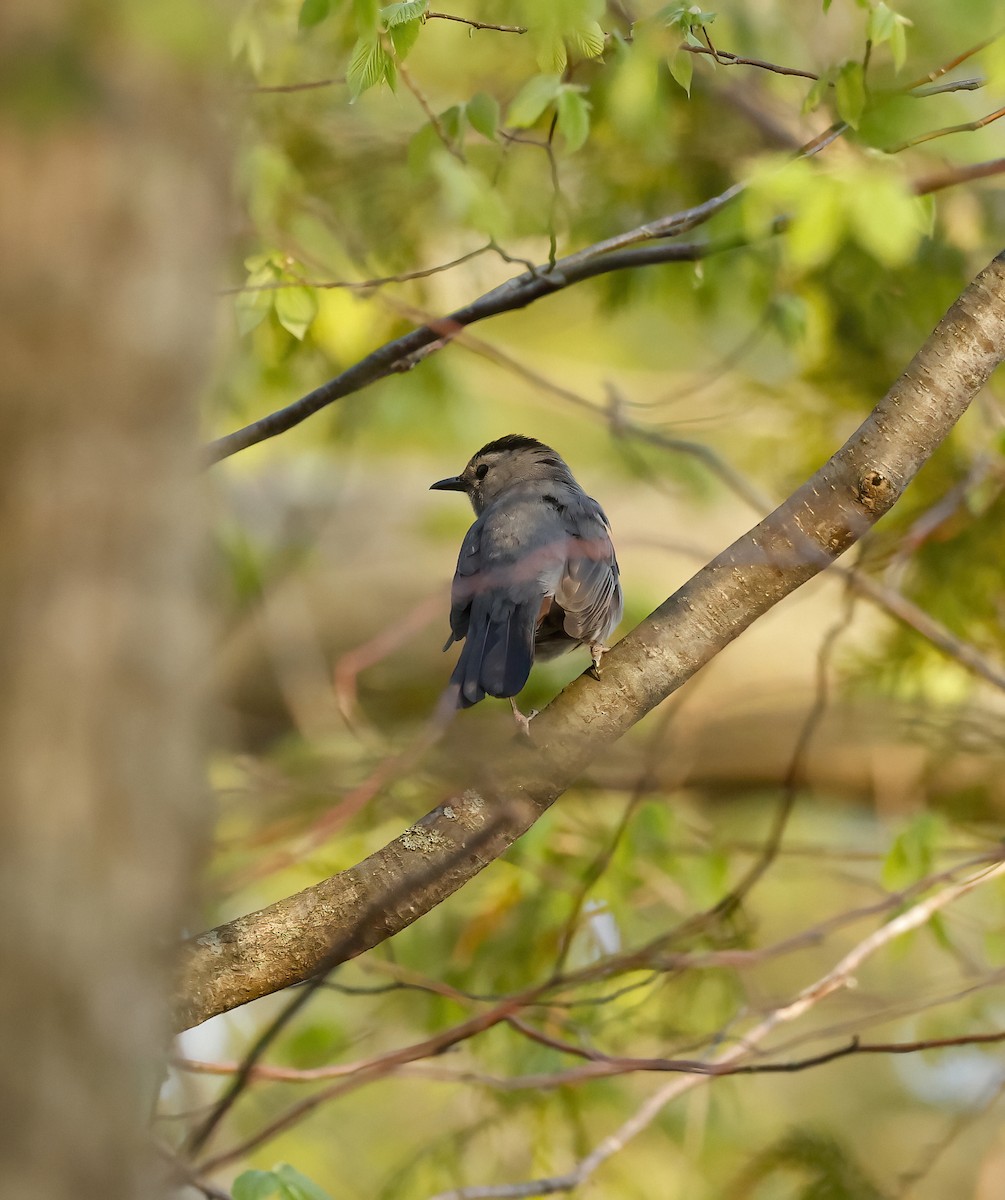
[510,698,538,737]
[587,642,609,680]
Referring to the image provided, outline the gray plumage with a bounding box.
[430,435,623,710]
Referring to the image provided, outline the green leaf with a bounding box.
[380,0,427,26]
[657,5,688,29]
[669,47,693,96]
[273,1164,335,1200]
[889,18,907,70]
[233,1170,281,1200]
[867,1,897,43]
[566,20,605,60]
[438,104,466,142]
[234,258,280,335]
[274,285,318,340]
[407,120,440,175]
[770,295,809,344]
[846,169,924,266]
[388,17,421,57]
[432,153,511,239]
[298,0,331,30]
[882,812,943,890]
[466,92,499,141]
[507,73,562,128]
[802,72,830,115]
[346,35,391,98]
[234,287,273,336]
[534,33,567,74]
[867,2,911,70]
[354,0,380,33]
[786,177,843,269]
[658,4,716,29]
[835,59,865,128]
[556,87,590,152]
[823,0,832,10]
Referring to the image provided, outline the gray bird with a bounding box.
[430,435,623,725]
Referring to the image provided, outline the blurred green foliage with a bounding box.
[184,0,1005,1196]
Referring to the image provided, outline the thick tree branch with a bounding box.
[176,251,1005,1030]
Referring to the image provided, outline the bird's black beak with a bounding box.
[429,476,467,492]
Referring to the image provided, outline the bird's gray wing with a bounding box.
[553,495,623,643]
[445,498,566,707]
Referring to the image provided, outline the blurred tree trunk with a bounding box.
[0,6,224,1197]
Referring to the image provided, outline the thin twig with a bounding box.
[219,244,494,295]
[244,77,340,93]
[913,156,1005,195]
[399,60,465,162]
[681,42,818,80]
[424,858,1005,1200]
[887,104,1005,154]
[904,34,1000,90]
[911,76,984,97]
[426,11,527,34]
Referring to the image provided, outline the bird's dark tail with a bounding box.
[449,600,536,708]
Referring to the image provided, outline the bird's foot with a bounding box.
[587,642,610,680]
[510,698,539,737]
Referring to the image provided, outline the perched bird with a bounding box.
[430,435,622,726]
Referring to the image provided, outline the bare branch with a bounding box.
[681,42,818,80]
[398,59,466,162]
[426,12,527,34]
[244,77,339,93]
[218,244,494,295]
[424,858,1005,1200]
[904,34,1000,91]
[887,104,1005,154]
[204,227,738,464]
[913,156,1005,196]
[911,76,984,97]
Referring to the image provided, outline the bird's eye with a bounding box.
[475,463,489,480]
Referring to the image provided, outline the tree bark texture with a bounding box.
[178,252,1005,1031]
[0,7,223,1197]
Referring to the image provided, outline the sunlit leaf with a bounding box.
[847,168,925,266]
[438,104,465,141]
[233,1170,280,1200]
[234,287,273,336]
[274,285,318,340]
[534,32,567,73]
[787,177,844,269]
[346,35,391,98]
[298,0,330,30]
[882,812,944,890]
[507,73,562,127]
[388,17,421,57]
[868,2,911,71]
[354,0,380,33]
[802,72,830,115]
[889,18,907,70]
[835,59,865,128]
[867,1,898,43]
[556,86,591,152]
[566,19,606,59]
[381,0,428,26]
[466,91,499,140]
[669,47,694,95]
[273,1164,335,1200]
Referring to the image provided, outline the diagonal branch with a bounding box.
[176,251,1005,1031]
[204,220,743,464]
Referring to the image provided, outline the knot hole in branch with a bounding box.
[856,469,895,514]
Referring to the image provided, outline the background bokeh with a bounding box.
[171,2,1005,1196]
